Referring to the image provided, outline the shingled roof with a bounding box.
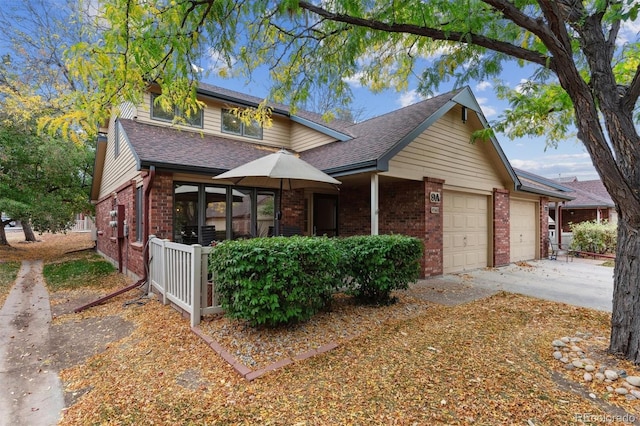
[119,119,279,174]
[300,90,463,173]
[557,179,614,208]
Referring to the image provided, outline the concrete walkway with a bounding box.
[0,261,65,426]
[414,257,614,312]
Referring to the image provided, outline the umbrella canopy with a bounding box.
[213,149,340,236]
[213,149,341,190]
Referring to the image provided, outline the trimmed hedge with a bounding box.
[336,235,423,305]
[209,236,340,327]
[209,234,424,327]
[569,220,617,254]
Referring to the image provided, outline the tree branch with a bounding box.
[623,65,640,110]
[296,1,553,69]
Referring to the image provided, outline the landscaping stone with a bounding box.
[551,334,640,403]
[627,376,640,387]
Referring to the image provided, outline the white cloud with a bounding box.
[475,81,492,92]
[206,49,235,75]
[397,90,426,107]
[475,97,497,118]
[343,71,364,88]
[510,153,599,181]
[617,11,640,45]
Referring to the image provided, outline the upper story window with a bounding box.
[221,109,263,139]
[151,94,203,128]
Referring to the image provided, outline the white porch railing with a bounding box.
[71,215,96,232]
[148,235,223,327]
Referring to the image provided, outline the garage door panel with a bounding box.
[510,200,537,262]
[443,191,490,274]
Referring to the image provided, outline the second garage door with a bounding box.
[510,199,538,262]
[443,191,489,273]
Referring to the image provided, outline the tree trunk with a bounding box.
[0,225,8,246]
[22,221,37,242]
[609,215,640,362]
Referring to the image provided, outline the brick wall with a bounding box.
[94,180,143,279]
[149,172,174,240]
[338,184,371,236]
[281,189,306,232]
[539,197,550,258]
[493,189,510,267]
[424,178,444,277]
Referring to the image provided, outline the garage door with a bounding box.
[443,191,489,273]
[510,199,537,262]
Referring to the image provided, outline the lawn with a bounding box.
[2,232,638,425]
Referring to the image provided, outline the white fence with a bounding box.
[148,236,223,327]
[71,216,96,232]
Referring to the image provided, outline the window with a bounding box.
[135,186,144,242]
[150,94,203,128]
[221,109,263,139]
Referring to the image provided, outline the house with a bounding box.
[549,177,617,231]
[90,83,573,280]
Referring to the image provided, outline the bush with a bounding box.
[569,220,617,254]
[336,235,423,305]
[209,236,340,327]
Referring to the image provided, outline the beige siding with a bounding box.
[98,117,139,199]
[384,106,506,193]
[135,92,294,149]
[291,122,337,152]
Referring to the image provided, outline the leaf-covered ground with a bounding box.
[3,232,639,425]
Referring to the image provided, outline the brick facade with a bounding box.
[539,197,550,258]
[338,184,371,236]
[281,189,306,232]
[423,178,444,277]
[493,188,510,267]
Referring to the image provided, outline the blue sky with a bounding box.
[204,67,601,182]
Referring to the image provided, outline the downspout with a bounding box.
[75,166,156,313]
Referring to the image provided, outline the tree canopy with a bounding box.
[68,0,640,361]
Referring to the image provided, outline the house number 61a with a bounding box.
[430,192,441,203]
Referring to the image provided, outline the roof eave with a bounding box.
[517,184,575,201]
[290,115,351,142]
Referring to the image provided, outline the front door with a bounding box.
[313,194,338,237]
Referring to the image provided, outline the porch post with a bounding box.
[371,173,379,235]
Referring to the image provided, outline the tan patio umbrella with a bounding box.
[213,149,341,235]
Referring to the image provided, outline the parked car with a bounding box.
[1,213,16,227]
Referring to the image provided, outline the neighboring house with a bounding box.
[549,177,617,231]
[90,83,573,280]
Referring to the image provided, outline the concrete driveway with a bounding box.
[414,257,614,312]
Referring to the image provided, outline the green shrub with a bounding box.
[569,220,617,254]
[209,236,340,327]
[336,235,423,305]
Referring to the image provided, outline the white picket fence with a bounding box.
[148,235,223,327]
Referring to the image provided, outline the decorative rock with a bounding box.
[615,388,629,395]
[570,345,583,352]
[584,373,593,382]
[565,363,576,371]
[589,393,596,399]
[627,376,640,387]
[582,358,595,366]
[618,370,628,378]
[553,351,563,360]
[553,339,567,347]
[595,373,606,381]
[561,336,571,343]
[560,357,569,363]
[585,365,596,372]
[625,394,637,401]
[604,370,619,381]
[571,337,583,342]
[572,360,585,369]
[630,389,640,399]
[607,386,614,392]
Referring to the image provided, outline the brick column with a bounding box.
[424,178,444,277]
[493,189,510,267]
[539,197,550,258]
[149,172,174,240]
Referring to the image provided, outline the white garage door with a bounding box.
[510,199,538,262]
[443,191,489,273]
